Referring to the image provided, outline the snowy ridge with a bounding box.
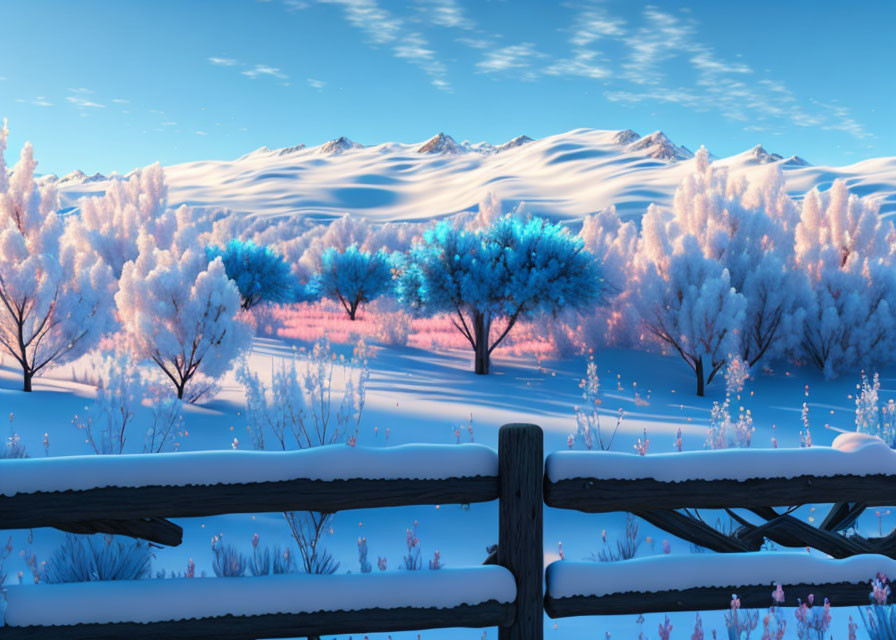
[547,553,896,599]
[2,567,517,627]
[50,128,896,222]
[0,443,498,497]
[546,433,895,483]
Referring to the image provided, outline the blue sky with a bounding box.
[1,0,893,175]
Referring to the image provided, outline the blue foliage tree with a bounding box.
[205,240,295,309]
[313,246,394,320]
[398,215,604,374]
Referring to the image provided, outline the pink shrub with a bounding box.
[264,300,570,358]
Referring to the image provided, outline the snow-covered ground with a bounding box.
[2,336,893,639]
[48,128,896,224]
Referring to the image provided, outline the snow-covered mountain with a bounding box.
[51,128,896,223]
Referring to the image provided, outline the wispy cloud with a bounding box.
[318,0,451,91]
[413,0,474,30]
[307,77,326,90]
[242,64,288,80]
[195,130,208,136]
[208,56,239,67]
[477,43,543,74]
[112,98,130,104]
[31,97,53,107]
[67,95,105,109]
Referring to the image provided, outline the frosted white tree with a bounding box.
[116,205,251,400]
[0,122,114,391]
[579,205,639,347]
[669,147,809,366]
[69,163,170,279]
[632,206,746,396]
[795,180,896,377]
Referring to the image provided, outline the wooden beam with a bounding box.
[55,517,183,547]
[1,601,515,640]
[499,424,543,640]
[545,474,896,513]
[1,476,498,541]
[545,582,871,618]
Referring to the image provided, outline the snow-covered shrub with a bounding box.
[210,534,246,578]
[725,594,759,639]
[705,356,754,449]
[579,206,640,348]
[861,575,896,640]
[398,215,603,374]
[42,534,152,583]
[145,387,185,453]
[69,162,169,279]
[795,180,896,378]
[0,121,115,392]
[855,372,896,447]
[793,594,831,640]
[206,240,296,309]
[116,206,251,400]
[312,245,394,320]
[632,211,746,396]
[237,338,368,575]
[72,352,145,455]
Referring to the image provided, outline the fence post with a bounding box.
[498,423,543,640]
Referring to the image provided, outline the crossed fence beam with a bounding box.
[2,424,895,639]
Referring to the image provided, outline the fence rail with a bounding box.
[3,425,896,637]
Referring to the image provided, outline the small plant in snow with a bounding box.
[211,533,247,577]
[570,350,621,450]
[1,431,27,458]
[761,583,787,640]
[0,535,12,588]
[377,556,387,571]
[428,550,444,570]
[634,427,649,455]
[724,593,758,639]
[144,387,185,453]
[692,612,704,640]
[856,372,896,447]
[705,356,754,450]
[658,614,673,640]
[594,513,641,562]
[42,534,152,583]
[454,413,474,443]
[799,402,813,448]
[402,521,422,570]
[793,594,830,640]
[358,537,372,573]
[859,574,896,640]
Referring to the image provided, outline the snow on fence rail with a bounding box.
[543,432,896,619]
[0,424,544,640]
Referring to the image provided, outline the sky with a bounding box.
[1,0,893,175]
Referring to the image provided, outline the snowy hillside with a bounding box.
[49,128,896,225]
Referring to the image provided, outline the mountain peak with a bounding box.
[613,129,641,145]
[747,145,784,164]
[417,132,464,154]
[320,137,362,154]
[629,131,693,161]
[497,135,534,152]
[277,143,306,156]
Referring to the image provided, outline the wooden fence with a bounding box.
[3,424,896,638]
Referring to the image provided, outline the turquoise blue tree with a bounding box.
[313,246,394,320]
[206,240,296,309]
[398,215,604,374]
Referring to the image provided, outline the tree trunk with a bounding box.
[175,380,185,400]
[473,311,490,375]
[695,356,705,397]
[23,369,32,393]
[349,305,357,321]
